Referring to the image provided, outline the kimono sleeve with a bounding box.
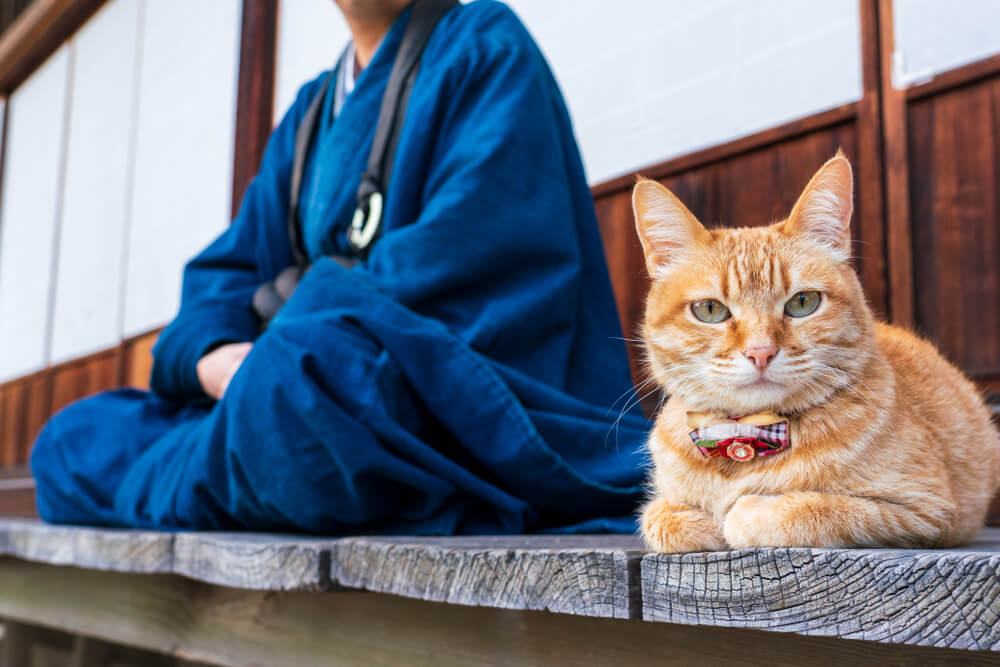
[149,75,326,401]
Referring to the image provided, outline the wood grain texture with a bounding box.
[641,528,1000,652]
[854,0,888,317]
[119,330,158,390]
[908,75,1000,379]
[0,559,994,667]
[877,0,915,326]
[907,49,1000,102]
[0,467,35,518]
[0,521,640,618]
[0,372,50,467]
[328,535,643,619]
[48,349,119,418]
[0,0,105,93]
[593,192,648,395]
[172,532,334,592]
[0,519,172,574]
[231,0,277,219]
[4,519,1000,653]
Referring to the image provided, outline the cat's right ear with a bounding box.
[632,179,709,279]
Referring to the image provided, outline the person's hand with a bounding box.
[197,342,253,400]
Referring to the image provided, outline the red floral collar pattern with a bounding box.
[685,412,789,462]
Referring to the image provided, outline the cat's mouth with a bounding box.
[742,376,784,389]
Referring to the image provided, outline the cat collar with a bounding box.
[685,411,789,462]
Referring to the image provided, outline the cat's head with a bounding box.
[633,152,875,416]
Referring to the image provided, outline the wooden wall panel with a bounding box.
[121,332,159,391]
[0,374,50,467]
[907,76,1000,379]
[48,350,119,419]
[0,466,35,516]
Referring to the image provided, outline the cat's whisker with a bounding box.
[607,374,659,414]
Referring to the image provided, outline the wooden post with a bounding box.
[855,0,888,316]
[69,635,110,667]
[876,0,915,327]
[0,620,38,667]
[230,0,278,219]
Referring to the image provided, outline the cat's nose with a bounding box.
[743,342,778,371]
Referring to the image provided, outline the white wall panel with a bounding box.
[274,0,349,123]
[50,0,140,363]
[123,0,242,337]
[271,1,861,185]
[507,0,862,184]
[893,0,1000,88]
[0,48,71,381]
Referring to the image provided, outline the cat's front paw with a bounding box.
[641,498,728,553]
[723,494,786,548]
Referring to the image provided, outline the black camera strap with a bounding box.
[254,0,457,324]
[288,0,457,267]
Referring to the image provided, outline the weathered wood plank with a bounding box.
[0,520,172,574]
[330,535,643,619]
[171,532,333,591]
[641,528,1000,652]
[0,559,994,667]
[6,517,1000,653]
[0,521,640,618]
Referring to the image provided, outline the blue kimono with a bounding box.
[30,1,648,534]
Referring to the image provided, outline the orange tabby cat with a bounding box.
[634,152,1000,552]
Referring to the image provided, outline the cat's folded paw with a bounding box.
[641,498,728,553]
[723,494,786,548]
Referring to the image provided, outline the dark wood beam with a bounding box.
[877,0,915,327]
[231,0,278,219]
[906,50,1000,101]
[0,559,994,665]
[855,0,888,317]
[0,0,105,94]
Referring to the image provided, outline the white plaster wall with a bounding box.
[274,0,350,124]
[50,0,141,363]
[122,0,242,337]
[507,0,862,183]
[274,0,861,184]
[0,48,71,381]
[893,0,1000,88]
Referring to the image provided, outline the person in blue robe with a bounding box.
[30,0,649,534]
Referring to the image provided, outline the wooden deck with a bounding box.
[0,520,999,665]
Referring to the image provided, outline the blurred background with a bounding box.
[0,0,998,517]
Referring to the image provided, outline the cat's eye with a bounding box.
[784,291,821,318]
[691,299,731,323]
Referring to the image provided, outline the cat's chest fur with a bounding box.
[648,375,897,522]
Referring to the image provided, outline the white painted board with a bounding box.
[0,48,71,381]
[893,0,1000,88]
[507,0,863,184]
[274,0,349,124]
[272,0,862,185]
[123,0,242,336]
[50,0,141,363]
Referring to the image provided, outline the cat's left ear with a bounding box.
[785,151,854,260]
[633,178,710,278]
